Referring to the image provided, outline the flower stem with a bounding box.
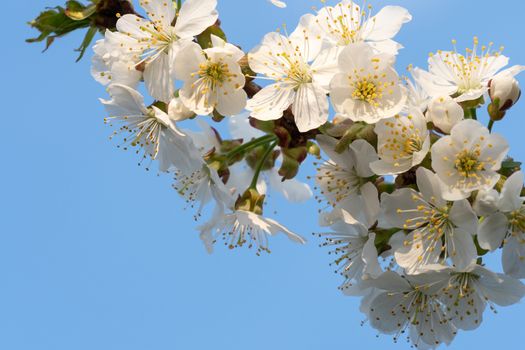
[225,134,277,160]
[488,119,495,132]
[250,141,278,189]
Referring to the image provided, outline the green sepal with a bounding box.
[474,235,489,257]
[500,157,522,177]
[196,24,227,49]
[235,189,265,215]
[334,122,376,153]
[374,228,399,256]
[488,97,506,121]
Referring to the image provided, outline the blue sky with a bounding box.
[1,0,525,349]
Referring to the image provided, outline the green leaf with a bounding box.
[27,4,93,58]
[75,26,98,61]
[65,3,97,21]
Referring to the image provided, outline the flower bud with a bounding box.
[168,97,194,122]
[278,147,307,180]
[427,96,464,134]
[488,74,521,120]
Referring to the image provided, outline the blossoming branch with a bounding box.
[28,0,525,348]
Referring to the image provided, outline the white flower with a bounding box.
[306,1,412,55]
[431,264,525,331]
[426,95,464,134]
[330,43,406,124]
[371,110,430,175]
[173,163,235,218]
[431,119,509,200]
[176,121,235,217]
[381,167,479,273]
[246,27,338,132]
[199,208,305,254]
[269,0,286,8]
[91,31,142,87]
[100,84,201,172]
[316,135,380,219]
[364,270,457,348]
[318,196,382,295]
[478,171,525,278]
[414,38,525,102]
[175,37,247,116]
[111,0,218,102]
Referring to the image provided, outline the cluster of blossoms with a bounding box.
[30,0,525,348]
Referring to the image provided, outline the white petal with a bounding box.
[449,199,478,233]
[316,134,355,169]
[416,167,447,207]
[478,213,509,251]
[362,233,382,278]
[362,6,412,41]
[502,237,525,279]
[370,159,412,176]
[310,46,340,89]
[368,271,412,291]
[412,67,457,97]
[292,83,329,132]
[367,39,403,56]
[360,182,380,227]
[394,229,442,273]
[380,188,422,229]
[116,14,153,40]
[427,95,464,134]
[228,112,264,140]
[448,228,477,270]
[216,88,247,117]
[268,170,312,203]
[101,84,148,116]
[350,140,378,178]
[499,171,524,212]
[175,0,219,38]
[269,0,286,8]
[246,83,295,121]
[367,291,408,334]
[173,41,206,81]
[140,0,176,28]
[475,266,525,306]
[144,53,175,103]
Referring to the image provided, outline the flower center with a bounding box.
[399,194,451,234]
[338,19,359,45]
[403,135,423,156]
[285,60,313,87]
[454,149,484,177]
[352,77,381,104]
[316,163,363,205]
[195,59,235,92]
[509,207,525,233]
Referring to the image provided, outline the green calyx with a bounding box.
[235,188,265,215]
